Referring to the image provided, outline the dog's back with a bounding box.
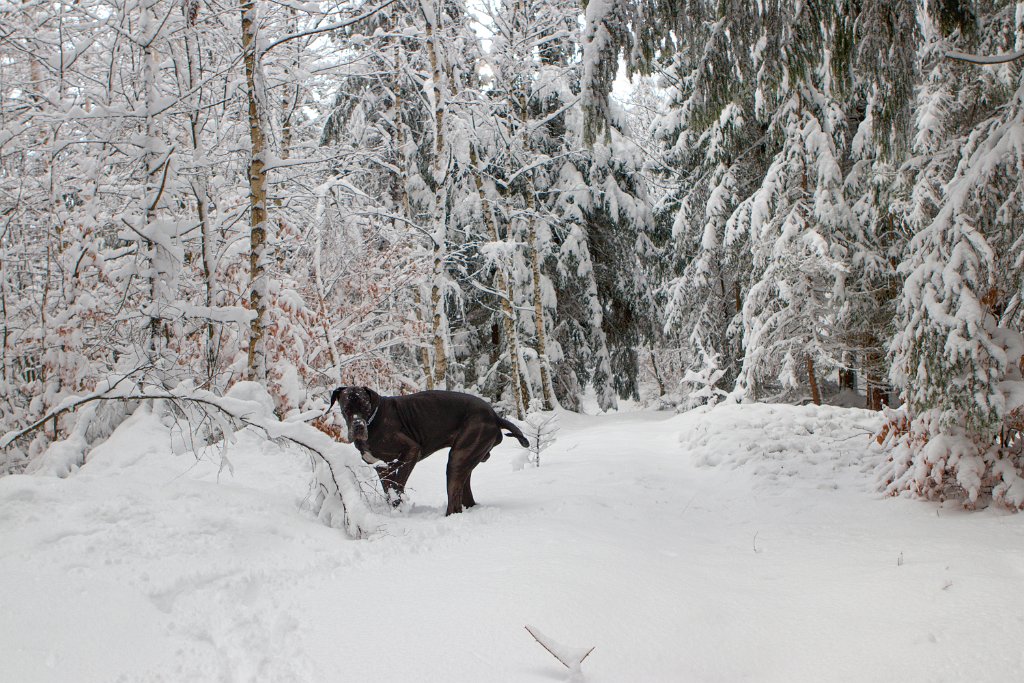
[390,390,503,453]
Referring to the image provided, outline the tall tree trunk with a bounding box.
[838,365,856,392]
[806,354,821,406]
[413,287,435,389]
[516,97,555,409]
[393,40,435,387]
[0,254,8,388]
[511,20,555,409]
[866,349,887,410]
[424,3,449,389]
[241,0,268,382]
[280,7,299,163]
[180,1,217,384]
[470,144,526,419]
[142,0,172,376]
[523,188,555,410]
[649,344,666,397]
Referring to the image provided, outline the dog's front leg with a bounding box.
[376,460,402,506]
[377,459,416,507]
[376,438,421,507]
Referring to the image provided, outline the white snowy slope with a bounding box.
[2,402,1024,682]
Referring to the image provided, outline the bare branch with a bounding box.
[524,625,595,670]
[946,48,1024,65]
[260,0,401,58]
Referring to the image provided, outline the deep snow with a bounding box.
[2,402,1024,682]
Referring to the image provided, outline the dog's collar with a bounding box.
[366,403,379,426]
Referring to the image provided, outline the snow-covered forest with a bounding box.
[3,0,1024,507]
[4,2,1024,680]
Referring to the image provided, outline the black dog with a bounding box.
[329,387,530,515]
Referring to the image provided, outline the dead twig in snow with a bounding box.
[525,624,594,672]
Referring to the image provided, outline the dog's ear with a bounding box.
[361,386,379,401]
[328,386,347,410]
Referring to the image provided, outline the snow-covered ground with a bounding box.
[3,402,1024,682]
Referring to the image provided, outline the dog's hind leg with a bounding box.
[446,430,500,515]
[462,445,497,507]
[445,456,469,516]
[462,469,477,508]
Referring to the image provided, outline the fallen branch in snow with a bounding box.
[525,624,594,675]
[831,429,876,442]
[0,372,143,449]
[1,381,383,539]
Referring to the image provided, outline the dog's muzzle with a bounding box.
[350,417,369,442]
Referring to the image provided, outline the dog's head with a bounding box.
[329,386,380,443]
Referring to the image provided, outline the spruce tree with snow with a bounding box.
[579,118,658,404]
[728,1,853,403]
[829,0,918,408]
[651,1,852,403]
[487,0,657,410]
[579,0,684,145]
[884,1,1024,509]
[653,2,762,399]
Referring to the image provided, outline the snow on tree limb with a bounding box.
[946,49,1024,65]
[1,379,384,538]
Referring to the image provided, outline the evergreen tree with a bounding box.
[654,0,761,400]
[884,0,1024,509]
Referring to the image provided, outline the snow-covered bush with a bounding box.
[880,323,1024,510]
[679,351,729,410]
[520,411,558,468]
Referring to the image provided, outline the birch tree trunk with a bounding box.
[523,183,555,410]
[424,1,449,389]
[507,0,554,410]
[516,104,555,408]
[280,7,299,163]
[0,255,8,389]
[241,0,268,382]
[141,0,173,376]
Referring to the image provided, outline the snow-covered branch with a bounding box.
[945,49,1024,65]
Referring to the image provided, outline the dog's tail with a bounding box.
[498,417,530,448]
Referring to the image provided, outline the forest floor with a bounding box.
[2,401,1024,682]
